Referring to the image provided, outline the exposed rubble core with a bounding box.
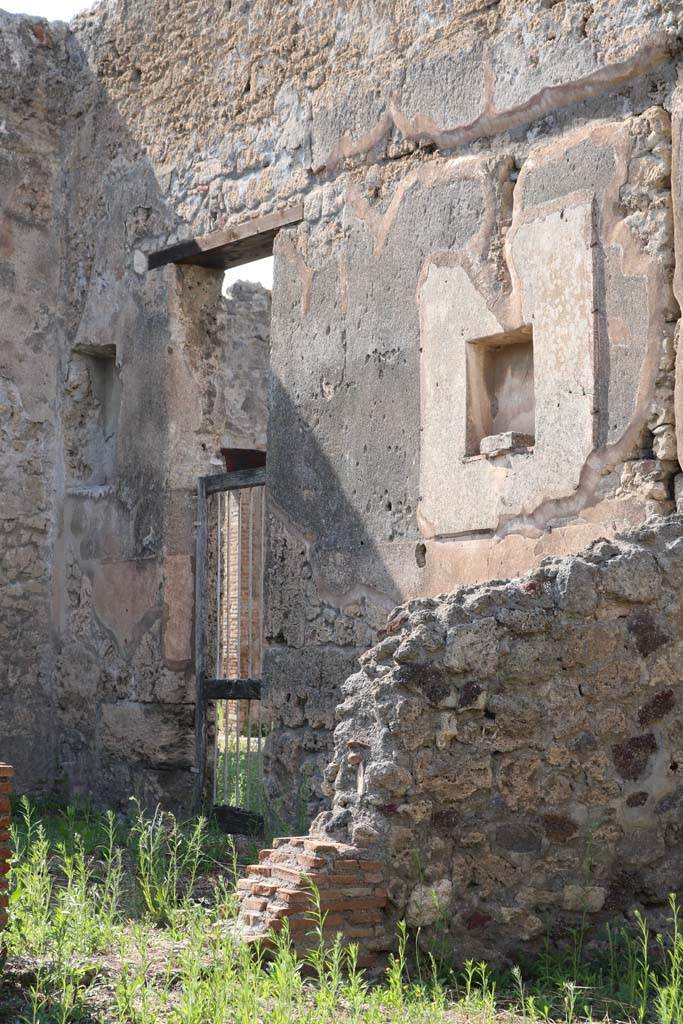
[292,515,683,958]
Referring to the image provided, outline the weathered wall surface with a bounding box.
[0,6,272,805]
[1,0,682,818]
[0,14,70,790]
[314,515,683,960]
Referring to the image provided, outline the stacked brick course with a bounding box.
[236,836,390,967]
[0,765,13,934]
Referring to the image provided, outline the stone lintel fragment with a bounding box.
[480,431,535,457]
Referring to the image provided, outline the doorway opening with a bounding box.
[148,205,303,829]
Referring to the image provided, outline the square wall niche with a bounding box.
[466,325,535,457]
[418,194,597,537]
[64,344,120,487]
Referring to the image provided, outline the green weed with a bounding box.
[2,798,683,1023]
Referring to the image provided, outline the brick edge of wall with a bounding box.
[236,835,390,968]
[0,764,13,935]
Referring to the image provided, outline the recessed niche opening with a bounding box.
[64,344,120,487]
[465,325,535,458]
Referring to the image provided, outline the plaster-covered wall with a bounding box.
[1,0,681,820]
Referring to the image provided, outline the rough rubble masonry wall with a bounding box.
[0,765,13,935]
[0,15,70,792]
[1,0,683,816]
[289,514,683,961]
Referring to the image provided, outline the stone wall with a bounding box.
[0,765,13,935]
[0,2,272,807]
[53,272,270,809]
[263,93,682,822]
[1,0,682,820]
[82,0,681,826]
[0,14,70,792]
[298,514,683,960]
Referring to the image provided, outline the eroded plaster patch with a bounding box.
[92,558,161,649]
[324,37,669,172]
[419,194,596,538]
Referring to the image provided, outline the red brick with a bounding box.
[351,915,384,927]
[0,765,14,779]
[251,883,278,897]
[246,864,270,877]
[343,924,375,938]
[298,854,327,869]
[271,867,306,884]
[284,919,312,934]
[334,858,360,870]
[303,838,354,855]
[0,798,10,816]
[288,911,346,931]
[358,860,384,872]
[243,896,268,912]
[331,896,387,911]
[276,904,311,921]
[317,873,363,887]
[0,784,12,796]
[277,890,311,908]
[263,849,294,865]
[334,888,376,900]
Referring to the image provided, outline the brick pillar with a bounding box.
[236,836,390,968]
[0,764,13,934]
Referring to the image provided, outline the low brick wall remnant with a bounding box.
[0,764,13,934]
[236,836,389,967]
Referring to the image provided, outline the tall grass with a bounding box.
[129,800,208,926]
[1,797,683,1023]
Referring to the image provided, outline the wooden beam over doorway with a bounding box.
[146,204,304,270]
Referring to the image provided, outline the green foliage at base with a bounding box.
[1,797,682,1023]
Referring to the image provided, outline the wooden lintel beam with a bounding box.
[147,204,304,271]
[203,466,266,495]
[204,678,262,701]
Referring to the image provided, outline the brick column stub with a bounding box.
[236,835,390,968]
